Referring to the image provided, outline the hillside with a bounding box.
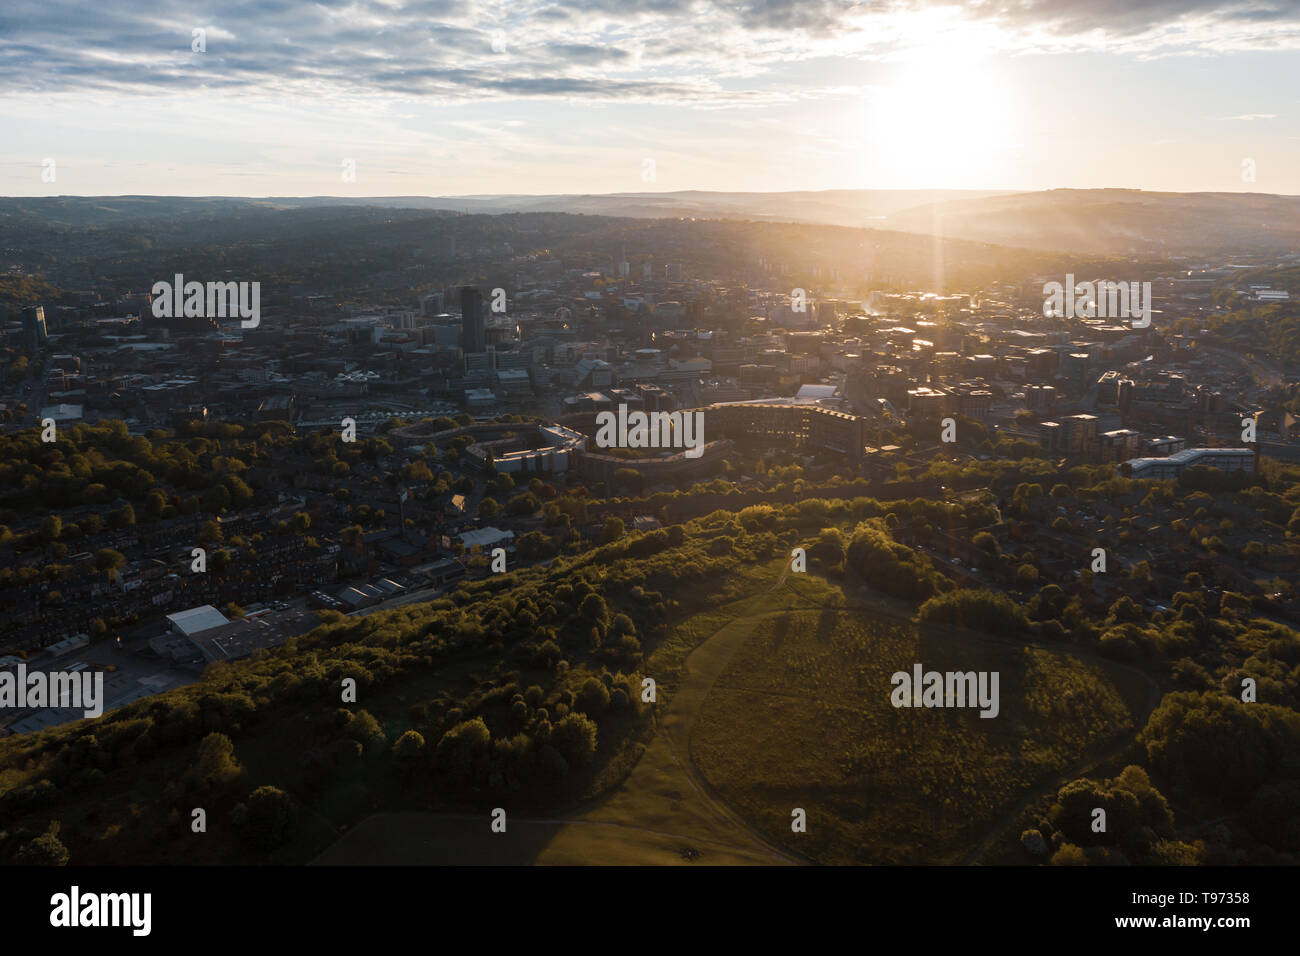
[3,493,1298,866]
[883,189,1300,256]
[6,189,1299,266]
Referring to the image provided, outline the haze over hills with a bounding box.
[4,188,1300,259]
[282,190,1015,225]
[883,189,1300,258]
[0,199,1071,300]
[0,191,1004,230]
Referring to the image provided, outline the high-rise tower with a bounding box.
[460,286,486,353]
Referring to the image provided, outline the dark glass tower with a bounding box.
[460,286,485,353]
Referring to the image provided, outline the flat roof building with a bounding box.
[1120,446,1256,479]
[459,527,515,551]
[165,605,231,637]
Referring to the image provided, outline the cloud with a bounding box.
[973,0,1299,34]
[0,0,1297,104]
[1222,112,1278,120]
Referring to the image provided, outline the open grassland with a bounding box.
[319,563,808,866]
[690,583,1149,864]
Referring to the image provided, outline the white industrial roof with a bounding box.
[166,605,231,636]
[459,527,515,548]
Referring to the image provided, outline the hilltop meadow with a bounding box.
[2,494,1298,864]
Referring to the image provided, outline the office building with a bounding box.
[461,286,486,353]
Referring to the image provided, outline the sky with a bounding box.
[1,0,1299,197]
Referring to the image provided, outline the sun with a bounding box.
[865,40,1017,189]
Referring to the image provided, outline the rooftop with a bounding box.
[165,605,231,636]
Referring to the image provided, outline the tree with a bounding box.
[478,497,500,519]
[576,677,611,717]
[17,821,69,865]
[612,468,644,495]
[241,786,297,850]
[1048,765,1174,860]
[344,709,385,746]
[1106,595,1144,625]
[538,744,568,778]
[601,517,625,544]
[404,460,433,482]
[145,488,169,519]
[224,475,254,508]
[1141,691,1300,799]
[204,486,232,515]
[93,548,126,581]
[38,514,62,543]
[436,718,491,783]
[808,527,847,567]
[1050,843,1089,866]
[186,732,243,791]
[580,593,608,624]
[847,523,944,603]
[549,713,598,767]
[508,492,540,516]
[916,589,1029,634]
[515,530,555,562]
[391,730,426,776]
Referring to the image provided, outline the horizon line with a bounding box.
[5,187,1299,201]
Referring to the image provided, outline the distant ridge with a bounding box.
[4,188,1300,256]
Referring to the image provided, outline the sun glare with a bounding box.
[866,40,1017,189]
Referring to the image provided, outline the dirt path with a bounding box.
[960,666,1163,865]
[312,809,784,865]
[742,571,1165,865]
[527,569,803,863]
[317,556,1154,865]
[316,561,802,865]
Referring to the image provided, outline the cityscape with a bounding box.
[0,0,1294,935]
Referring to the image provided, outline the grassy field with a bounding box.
[690,578,1148,864]
[317,559,813,866]
[308,561,1149,867]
